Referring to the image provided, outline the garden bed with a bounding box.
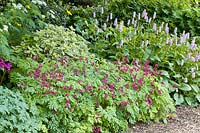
[126,106,200,133]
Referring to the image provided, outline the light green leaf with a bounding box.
[174,93,184,105]
[179,83,192,91]
[190,84,199,93]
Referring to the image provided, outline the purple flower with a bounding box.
[192,72,195,78]
[4,62,12,71]
[142,9,147,18]
[190,38,196,50]
[165,23,169,34]
[153,23,157,31]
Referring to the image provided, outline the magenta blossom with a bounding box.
[0,59,12,71]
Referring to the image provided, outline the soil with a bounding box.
[125,106,200,133]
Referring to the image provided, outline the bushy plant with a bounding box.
[0,0,46,46]
[10,56,175,132]
[12,24,92,61]
[0,86,39,133]
[78,8,200,106]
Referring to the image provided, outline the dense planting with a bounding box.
[10,57,175,132]
[1,0,200,132]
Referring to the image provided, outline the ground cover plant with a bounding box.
[10,56,175,132]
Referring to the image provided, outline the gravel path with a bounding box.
[125,106,200,133]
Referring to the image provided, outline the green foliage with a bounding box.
[0,0,46,46]
[10,57,175,132]
[77,7,200,106]
[12,24,92,61]
[0,86,39,133]
[0,32,10,60]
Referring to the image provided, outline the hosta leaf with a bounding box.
[179,83,192,91]
[196,94,200,103]
[174,93,184,105]
[190,84,199,93]
[161,70,170,78]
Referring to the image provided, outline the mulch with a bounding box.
[124,106,200,133]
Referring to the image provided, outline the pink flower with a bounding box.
[104,94,108,99]
[116,77,122,82]
[119,87,123,92]
[120,65,129,72]
[138,77,144,86]
[34,73,40,79]
[158,90,162,95]
[132,83,139,91]
[147,95,152,106]
[168,115,174,120]
[120,100,128,105]
[104,74,109,79]
[125,84,129,89]
[88,84,93,91]
[80,89,85,93]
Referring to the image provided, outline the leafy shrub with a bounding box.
[12,24,92,61]
[10,57,175,132]
[0,86,39,133]
[0,0,46,46]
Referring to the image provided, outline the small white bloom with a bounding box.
[133,11,136,18]
[114,18,118,26]
[3,25,8,32]
[110,12,112,20]
[148,17,152,23]
[145,40,149,46]
[127,19,130,26]
[93,12,96,18]
[131,18,135,25]
[153,12,156,19]
[184,78,188,83]
[174,27,177,35]
[119,21,124,32]
[101,7,104,14]
[103,23,107,30]
[138,13,141,20]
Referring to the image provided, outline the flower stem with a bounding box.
[0,70,6,85]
